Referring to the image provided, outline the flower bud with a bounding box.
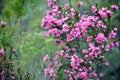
[1,21,6,27]
[77,1,83,7]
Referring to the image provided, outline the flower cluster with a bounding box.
[42,0,119,80]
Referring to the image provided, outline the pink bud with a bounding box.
[77,1,83,7]
[1,21,6,27]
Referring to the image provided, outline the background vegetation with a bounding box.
[0,0,120,80]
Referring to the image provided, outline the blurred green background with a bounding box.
[0,0,120,80]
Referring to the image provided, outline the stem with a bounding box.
[69,0,72,7]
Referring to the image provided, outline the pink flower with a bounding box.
[70,28,80,38]
[106,10,113,17]
[64,4,69,9]
[111,5,119,10]
[66,35,74,42]
[43,54,49,63]
[63,54,70,59]
[95,33,107,44]
[82,49,88,54]
[47,0,52,7]
[41,18,46,28]
[51,28,62,37]
[97,20,104,27]
[104,61,109,66]
[113,41,119,46]
[11,76,16,80]
[0,71,4,78]
[86,36,93,42]
[109,30,116,39]
[70,8,76,13]
[71,12,75,19]
[62,24,69,32]
[71,54,84,69]
[62,16,69,22]
[44,65,58,78]
[77,1,83,7]
[99,73,103,77]
[52,5,59,12]
[53,55,59,65]
[59,41,66,47]
[114,27,117,32]
[57,50,64,57]
[1,21,6,27]
[98,8,108,18]
[53,0,57,3]
[90,72,97,77]
[89,52,96,58]
[54,39,60,45]
[78,72,87,79]
[0,49,5,55]
[44,31,50,37]
[91,6,97,13]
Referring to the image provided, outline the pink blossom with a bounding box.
[1,21,6,27]
[44,64,58,78]
[97,20,104,27]
[62,16,69,22]
[62,24,69,32]
[99,73,103,77]
[95,33,107,44]
[70,28,80,38]
[70,8,76,13]
[47,0,52,7]
[109,30,116,39]
[54,39,60,45]
[90,72,97,77]
[64,4,69,9]
[53,55,59,65]
[82,49,88,54]
[59,41,66,47]
[106,10,113,16]
[78,72,87,80]
[11,76,15,80]
[71,54,84,69]
[77,1,83,7]
[86,36,93,42]
[104,61,109,66]
[113,41,119,46]
[63,54,70,59]
[41,18,46,28]
[71,12,75,19]
[44,31,50,37]
[111,5,119,10]
[0,71,4,78]
[52,5,59,12]
[57,50,64,57]
[91,6,97,13]
[66,35,74,42]
[51,28,62,37]
[98,8,108,18]
[0,49,5,55]
[89,52,96,58]
[43,54,49,63]
[114,27,117,32]
[53,0,57,3]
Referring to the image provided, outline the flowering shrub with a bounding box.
[42,0,119,80]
